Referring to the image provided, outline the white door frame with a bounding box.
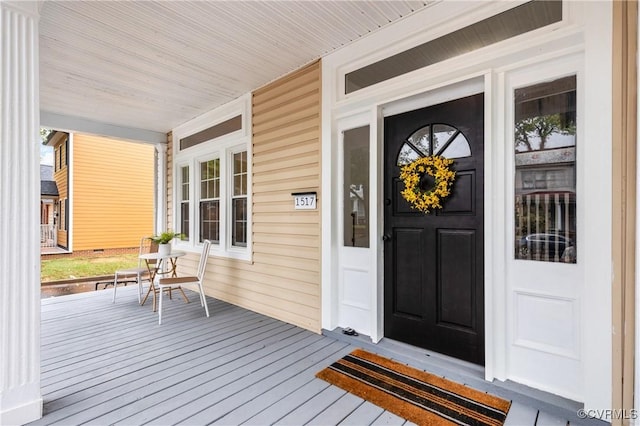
[321,0,611,409]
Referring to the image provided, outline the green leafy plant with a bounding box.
[149,231,184,245]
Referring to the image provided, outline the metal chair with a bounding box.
[156,240,211,324]
[112,237,157,304]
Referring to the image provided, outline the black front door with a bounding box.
[383,93,485,365]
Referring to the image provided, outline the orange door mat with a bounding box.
[316,349,511,426]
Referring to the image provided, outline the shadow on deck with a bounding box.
[31,286,606,425]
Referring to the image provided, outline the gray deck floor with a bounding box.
[31,286,607,426]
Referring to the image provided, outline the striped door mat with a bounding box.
[316,349,511,426]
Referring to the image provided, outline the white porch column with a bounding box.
[0,1,42,425]
[155,143,167,233]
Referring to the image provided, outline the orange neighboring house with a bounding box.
[44,131,155,256]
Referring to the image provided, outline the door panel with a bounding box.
[440,170,475,214]
[393,228,426,319]
[437,229,475,329]
[384,93,484,365]
[392,178,415,215]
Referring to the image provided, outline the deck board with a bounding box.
[41,306,247,381]
[31,286,606,426]
[308,393,365,425]
[47,327,306,424]
[276,385,348,425]
[183,340,352,425]
[43,314,284,404]
[243,379,331,425]
[536,411,570,426]
[210,343,354,425]
[339,402,386,425]
[506,401,540,426]
[122,333,327,425]
[370,411,410,425]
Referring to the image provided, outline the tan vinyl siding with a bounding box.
[173,61,322,333]
[72,134,155,250]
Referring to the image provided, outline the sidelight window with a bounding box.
[343,126,370,248]
[514,75,577,263]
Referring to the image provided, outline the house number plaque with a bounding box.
[292,192,317,210]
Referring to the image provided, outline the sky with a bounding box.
[41,144,53,166]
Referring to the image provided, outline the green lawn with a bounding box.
[41,254,139,282]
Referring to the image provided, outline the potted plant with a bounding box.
[150,231,184,256]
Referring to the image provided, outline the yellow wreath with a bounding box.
[400,156,456,213]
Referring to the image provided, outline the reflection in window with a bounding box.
[442,133,471,158]
[180,166,190,239]
[397,123,471,166]
[407,126,430,156]
[514,75,577,263]
[200,159,220,243]
[232,151,248,247]
[398,144,421,165]
[343,126,370,248]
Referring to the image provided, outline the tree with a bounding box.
[515,113,575,151]
[40,128,52,144]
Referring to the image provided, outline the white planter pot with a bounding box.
[158,243,171,257]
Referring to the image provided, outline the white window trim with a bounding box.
[178,163,190,238]
[172,94,252,261]
[196,151,223,249]
[227,146,249,251]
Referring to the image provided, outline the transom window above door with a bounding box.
[397,123,472,166]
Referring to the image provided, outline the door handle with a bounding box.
[382,234,392,241]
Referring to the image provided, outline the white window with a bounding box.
[172,95,251,260]
[199,158,221,243]
[179,166,190,240]
[231,151,248,247]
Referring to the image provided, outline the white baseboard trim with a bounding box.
[0,397,43,426]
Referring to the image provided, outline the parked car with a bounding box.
[517,232,575,261]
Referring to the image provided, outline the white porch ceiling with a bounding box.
[39,0,431,139]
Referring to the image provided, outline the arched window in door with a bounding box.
[396,123,471,166]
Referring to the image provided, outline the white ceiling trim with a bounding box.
[41,111,167,144]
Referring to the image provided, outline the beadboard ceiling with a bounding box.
[39,0,431,138]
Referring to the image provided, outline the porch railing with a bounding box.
[41,224,57,248]
[515,192,576,263]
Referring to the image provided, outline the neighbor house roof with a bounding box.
[40,165,58,197]
[40,164,53,180]
[41,181,59,197]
